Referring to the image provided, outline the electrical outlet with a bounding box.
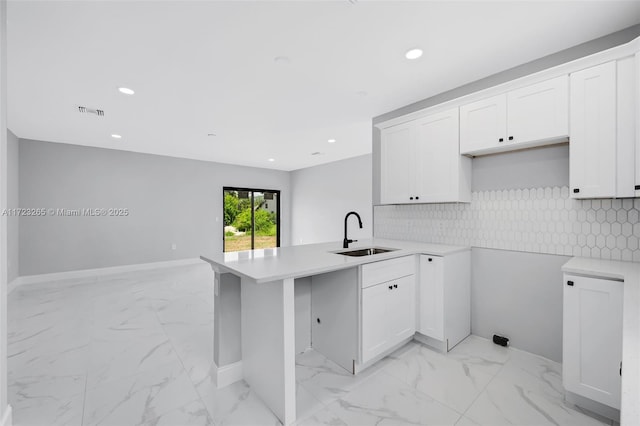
[171,243,177,250]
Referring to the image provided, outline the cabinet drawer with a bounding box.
[361,256,415,289]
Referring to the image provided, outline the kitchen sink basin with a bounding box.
[335,247,398,257]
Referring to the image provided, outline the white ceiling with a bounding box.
[7,1,640,171]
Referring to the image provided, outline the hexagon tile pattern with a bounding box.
[374,186,640,262]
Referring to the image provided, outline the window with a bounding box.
[223,187,280,252]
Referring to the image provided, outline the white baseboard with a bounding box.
[1,405,12,426]
[413,333,447,353]
[354,337,413,375]
[212,360,243,389]
[565,391,620,423]
[14,258,206,288]
[7,278,20,295]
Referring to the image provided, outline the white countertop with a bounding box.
[200,238,468,284]
[562,257,640,426]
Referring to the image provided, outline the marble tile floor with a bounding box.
[8,263,614,426]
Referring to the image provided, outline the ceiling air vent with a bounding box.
[78,106,104,116]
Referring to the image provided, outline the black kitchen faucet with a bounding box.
[343,211,363,249]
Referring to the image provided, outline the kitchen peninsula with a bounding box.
[201,238,471,425]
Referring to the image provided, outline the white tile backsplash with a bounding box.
[374,186,640,262]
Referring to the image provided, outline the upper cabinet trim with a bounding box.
[374,36,640,131]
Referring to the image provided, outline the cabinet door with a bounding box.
[507,75,569,145]
[569,62,617,199]
[563,274,623,409]
[387,275,416,344]
[418,255,444,340]
[415,108,461,202]
[615,56,636,198]
[361,282,390,363]
[380,123,415,204]
[460,94,507,155]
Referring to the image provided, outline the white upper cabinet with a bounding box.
[375,38,640,200]
[635,53,640,197]
[380,107,471,205]
[570,58,637,199]
[569,62,616,199]
[459,94,507,154]
[380,123,414,204]
[460,75,569,156]
[508,76,569,144]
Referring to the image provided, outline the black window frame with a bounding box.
[223,186,281,252]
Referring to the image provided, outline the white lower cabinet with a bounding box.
[361,257,415,364]
[362,281,392,362]
[418,256,445,340]
[386,274,416,343]
[563,273,623,409]
[417,251,471,351]
[360,251,471,364]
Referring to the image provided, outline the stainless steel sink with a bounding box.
[335,247,397,257]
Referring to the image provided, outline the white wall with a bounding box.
[6,130,17,285]
[0,0,10,423]
[291,154,372,246]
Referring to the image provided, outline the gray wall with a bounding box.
[471,248,568,362]
[471,145,570,361]
[290,155,373,358]
[7,130,18,283]
[291,154,372,245]
[0,0,8,417]
[18,139,291,276]
[472,144,569,191]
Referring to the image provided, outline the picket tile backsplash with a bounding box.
[374,186,640,262]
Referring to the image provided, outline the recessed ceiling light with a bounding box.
[274,56,291,65]
[405,48,423,60]
[118,87,135,95]
[268,158,275,162]
[111,134,122,139]
[328,139,336,143]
